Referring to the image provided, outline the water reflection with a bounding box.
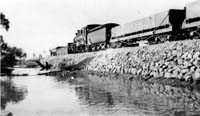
[1,78,27,110]
[55,72,200,116]
[75,86,114,107]
[2,69,200,116]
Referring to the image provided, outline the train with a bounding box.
[53,0,200,55]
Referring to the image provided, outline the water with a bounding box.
[1,68,200,116]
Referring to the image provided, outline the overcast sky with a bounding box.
[0,0,196,58]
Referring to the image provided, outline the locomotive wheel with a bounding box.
[117,42,122,48]
[99,44,103,50]
[102,43,106,49]
[110,43,116,48]
[97,45,100,51]
[111,42,118,48]
[106,44,110,49]
[91,46,95,51]
[85,46,88,52]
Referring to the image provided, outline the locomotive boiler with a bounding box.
[73,24,100,53]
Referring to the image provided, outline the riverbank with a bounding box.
[46,39,200,88]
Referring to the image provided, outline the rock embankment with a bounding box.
[47,39,200,85]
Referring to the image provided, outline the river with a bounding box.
[1,68,200,116]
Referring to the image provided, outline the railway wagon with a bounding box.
[87,23,119,51]
[56,46,68,56]
[73,24,100,53]
[182,0,200,38]
[110,9,186,47]
[67,42,75,54]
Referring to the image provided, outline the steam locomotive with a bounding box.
[67,0,200,54]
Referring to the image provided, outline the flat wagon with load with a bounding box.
[182,0,200,39]
[110,9,186,48]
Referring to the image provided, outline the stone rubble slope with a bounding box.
[47,39,200,83]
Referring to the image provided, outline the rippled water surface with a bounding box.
[1,68,200,116]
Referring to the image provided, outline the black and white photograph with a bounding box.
[1,0,200,115]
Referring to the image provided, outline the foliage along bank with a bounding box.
[1,12,26,75]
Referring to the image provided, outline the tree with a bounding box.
[1,80,27,109]
[1,13,26,75]
[0,12,10,31]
